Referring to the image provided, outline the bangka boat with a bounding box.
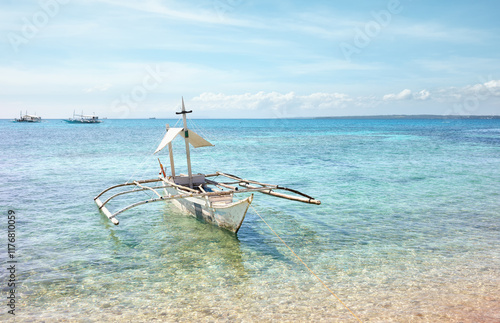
[14,111,41,122]
[94,98,320,233]
[65,111,102,123]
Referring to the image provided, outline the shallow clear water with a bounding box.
[1,118,499,322]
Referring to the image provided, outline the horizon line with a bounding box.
[2,114,500,120]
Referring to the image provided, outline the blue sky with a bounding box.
[1,0,500,118]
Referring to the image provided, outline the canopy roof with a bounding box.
[154,127,213,154]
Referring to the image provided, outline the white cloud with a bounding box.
[466,79,500,96]
[383,89,412,101]
[280,59,382,75]
[2,57,499,118]
[390,22,493,44]
[84,83,112,93]
[431,79,500,103]
[88,0,252,27]
[189,80,499,116]
[382,79,500,104]
[414,89,430,100]
[191,91,353,114]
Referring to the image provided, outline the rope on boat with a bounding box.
[124,135,165,185]
[250,205,362,323]
[188,118,213,143]
[124,116,183,186]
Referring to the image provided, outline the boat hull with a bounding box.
[64,119,102,123]
[14,119,41,122]
[164,186,253,233]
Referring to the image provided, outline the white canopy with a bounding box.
[154,127,213,154]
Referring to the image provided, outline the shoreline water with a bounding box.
[1,118,499,321]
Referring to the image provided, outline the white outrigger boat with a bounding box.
[65,111,102,123]
[94,99,320,233]
[14,111,41,122]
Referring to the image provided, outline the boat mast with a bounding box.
[176,97,193,188]
[166,124,176,178]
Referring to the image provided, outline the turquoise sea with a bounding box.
[1,117,499,322]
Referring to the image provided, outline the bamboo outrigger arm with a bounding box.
[239,182,321,205]
[97,185,173,209]
[93,179,200,210]
[94,178,163,201]
[94,179,164,225]
[215,172,321,205]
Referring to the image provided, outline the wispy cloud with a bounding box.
[84,83,112,93]
[192,91,352,111]
[383,89,412,101]
[390,22,493,44]
[279,59,382,75]
[88,0,252,27]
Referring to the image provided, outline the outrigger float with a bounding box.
[94,98,320,233]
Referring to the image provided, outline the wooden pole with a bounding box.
[179,97,193,188]
[94,178,162,200]
[166,124,176,178]
[206,179,239,190]
[216,171,278,188]
[157,158,166,177]
[99,185,173,208]
[95,197,120,225]
[239,182,321,205]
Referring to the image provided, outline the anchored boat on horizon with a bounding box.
[14,111,41,123]
[65,111,102,123]
[95,98,320,233]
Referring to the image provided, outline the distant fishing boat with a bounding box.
[95,98,321,233]
[65,111,102,123]
[14,111,41,123]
